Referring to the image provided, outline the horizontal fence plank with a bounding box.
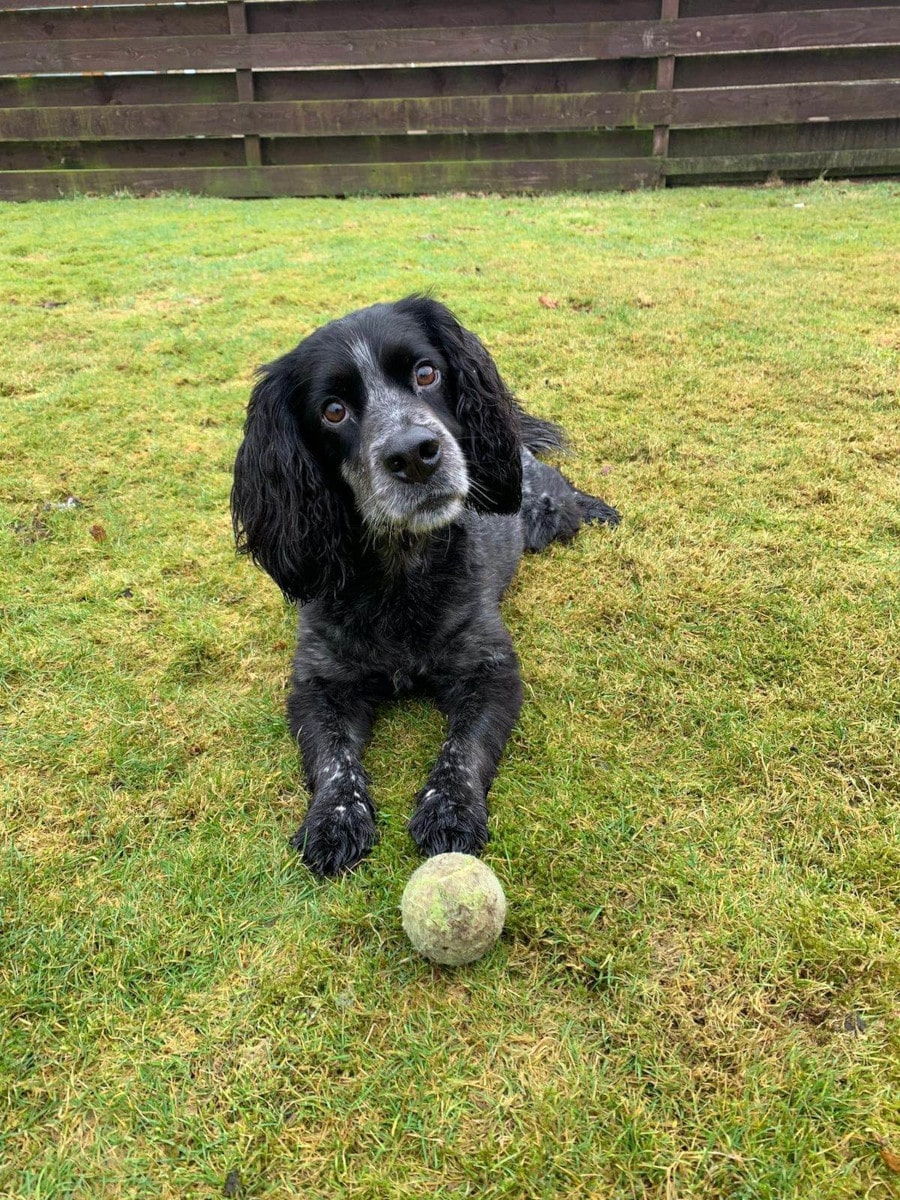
[0,137,246,170]
[262,131,652,166]
[676,47,900,88]
[4,148,892,200]
[0,130,652,170]
[0,0,656,41]
[666,146,900,175]
[4,81,897,142]
[2,11,898,76]
[0,94,641,140]
[7,26,623,74]
[0,5,228,40]
[680,0,900,14]
[665,78,900,127]
[0,158,663,200]
[245,0,662,34]
[0,71,237,110]
[1,0,894,15]
[251,59,656,102]
[0,0,659,17]
[669,116,900,156]
[0,0,217,8]
[0,61,654,110]
[0,27,604,75]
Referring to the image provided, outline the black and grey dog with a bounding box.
[231,296,619,876]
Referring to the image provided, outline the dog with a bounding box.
[231,296,619,876]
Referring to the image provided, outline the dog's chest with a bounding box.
[300,555,475,687]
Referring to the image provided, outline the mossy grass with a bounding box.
[1,181,898,1198]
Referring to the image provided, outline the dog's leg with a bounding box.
[409,649,523,858]
[520,450,620,552]
[287,678,378,876]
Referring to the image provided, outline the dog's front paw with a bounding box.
[290,790,377,877]
[409,784,488,859]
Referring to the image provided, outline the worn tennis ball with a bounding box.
[401,852,507,966]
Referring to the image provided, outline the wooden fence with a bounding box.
[0,0,898,200]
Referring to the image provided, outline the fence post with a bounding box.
[652,0,679,185]
[228,0,262,167]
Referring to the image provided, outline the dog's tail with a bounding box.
[517,408,566,457]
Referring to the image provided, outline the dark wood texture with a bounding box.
[0,159,663,201]
[667,147,900,180]
[0,0,658,22]
[0,1,898,199]
[670,117,900,157]
[680,0,898,14]
[245,1,661,34]
[4,82,897,142]
[227,0,262,167]
[653,0,680,158]
[2,11,899,75]
[676,47,900,88]
[0,131,653,172]
[0,61,655,110]
[0,95,644,141]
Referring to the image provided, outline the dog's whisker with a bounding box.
[464,478,493,507]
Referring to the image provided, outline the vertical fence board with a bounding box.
[652,0,680,159]
[227,0,262,167]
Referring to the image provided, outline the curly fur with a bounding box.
[232,295,620,876]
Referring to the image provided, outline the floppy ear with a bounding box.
[397,295,522,514]
[231,356,353,604]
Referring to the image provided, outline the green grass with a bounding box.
[1,181,898,1199]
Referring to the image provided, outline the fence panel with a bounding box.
[0,0,897,199]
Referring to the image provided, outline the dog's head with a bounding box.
[231,296,522,603]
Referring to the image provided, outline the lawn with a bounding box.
[1,181,898,1199]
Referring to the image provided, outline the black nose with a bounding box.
[382,426,442,484]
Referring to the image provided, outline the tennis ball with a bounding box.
[401,852,507,966]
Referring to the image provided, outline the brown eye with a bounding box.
[323,401,347,425]
[415,363,438,388]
